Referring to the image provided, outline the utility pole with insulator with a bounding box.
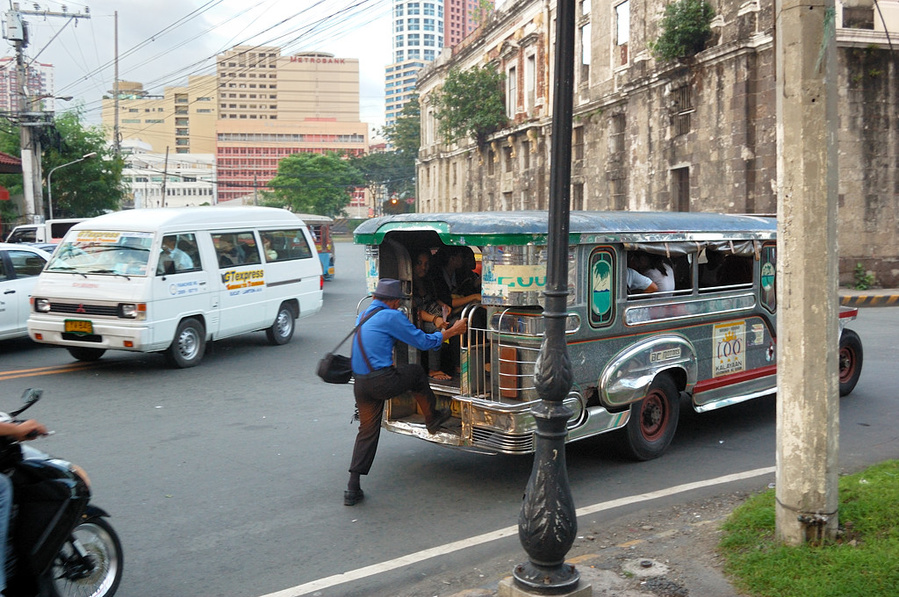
[3,3,90,222]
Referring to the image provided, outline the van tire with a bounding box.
[839,329,863,396]
[67,346,106,362]
[624,374,680,461]
[266,303,295,346]
[166,318,205,368]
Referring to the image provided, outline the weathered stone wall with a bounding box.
[416,0,899,287]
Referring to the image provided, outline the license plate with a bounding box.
[64,319,93,335]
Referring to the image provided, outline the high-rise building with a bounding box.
[101,76,219,155]
[102,45,369,206]
[384,0,490,128]
[0,57,55,113]
[214,47,368,203]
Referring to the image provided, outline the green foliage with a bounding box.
[350,151,415,213]
[0,109,124,219]
[720,461,899,597]
[45,111,125,217]
[651,0,715,62]
[853,263,876,290]
[262,152,364,218]
[383,96,421,157]
[432,65,507,146]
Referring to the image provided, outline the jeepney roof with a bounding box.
[69,206,302,233]
[354,211,777,246]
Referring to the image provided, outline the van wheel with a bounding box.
[165,318,205,368]
[839,329,863,396]
[66,346,106,362]
[266,303,295,346]
[624,374,680,461]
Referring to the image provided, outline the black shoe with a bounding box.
[344,488,364,506]
[426,409,452,434]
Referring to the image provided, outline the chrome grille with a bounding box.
[470,427,534,454]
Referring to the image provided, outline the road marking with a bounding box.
[0,362,106,381]
[258,466,775,597]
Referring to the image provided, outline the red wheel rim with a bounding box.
[640,391,668,441]
[839,345,857,384]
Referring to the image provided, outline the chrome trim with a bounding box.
[599,334,698,408]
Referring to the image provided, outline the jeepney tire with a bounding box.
[839,329,863,397]
[66,346,106,362]
[624,374,681,461]
[165,318,206,368]
[266,302,296,346]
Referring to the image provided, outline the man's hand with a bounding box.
[11,419,48,441]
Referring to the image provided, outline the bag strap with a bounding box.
[352,306,384,374]
[329,306,384,353]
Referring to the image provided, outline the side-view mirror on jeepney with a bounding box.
[353,211,863,461]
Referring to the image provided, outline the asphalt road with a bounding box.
[0,240,895,597]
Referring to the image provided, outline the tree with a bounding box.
[43,111,125,217]
[0,109,124,220]
[262,152,364,217]
[351,151,415,214]
[383,96,421,158]
[431,65,507,146]
[650,0,715,62]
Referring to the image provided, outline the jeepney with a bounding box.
[354,211,863,460]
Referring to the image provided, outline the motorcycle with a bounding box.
[1,389,123,597]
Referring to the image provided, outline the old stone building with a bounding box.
[416,0,899,286]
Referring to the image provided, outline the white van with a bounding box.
[27,206,324,367]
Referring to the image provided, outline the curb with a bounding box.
[839,294,899,308]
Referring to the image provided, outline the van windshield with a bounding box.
[46,230,154,277]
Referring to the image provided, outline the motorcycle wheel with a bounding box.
[40,516,123,597]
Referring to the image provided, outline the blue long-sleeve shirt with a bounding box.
[351,299,444,374]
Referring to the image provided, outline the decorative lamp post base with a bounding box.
[512,561,580,593]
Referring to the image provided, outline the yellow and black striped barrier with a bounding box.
[840,294,899,308]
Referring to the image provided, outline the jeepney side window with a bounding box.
[760,244,776,312]
[589,248,615,327]
[698,249,753,291]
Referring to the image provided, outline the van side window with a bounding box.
[157,234,200,275]
[699,250,753,291]
[213,232,254,268]
[260,229,313,262]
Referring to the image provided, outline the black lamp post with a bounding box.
[512,0,579,593]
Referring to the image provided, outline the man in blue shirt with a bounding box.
[345,278,467,506]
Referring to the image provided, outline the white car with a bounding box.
[0,243,52,341]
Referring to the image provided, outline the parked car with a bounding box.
[0,243,51,341]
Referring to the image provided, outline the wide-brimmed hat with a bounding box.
[373,278,405,300]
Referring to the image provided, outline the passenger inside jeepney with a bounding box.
[626,252,659,295]
[430,246,481,316]
[412,249,452,381]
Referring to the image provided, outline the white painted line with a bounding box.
[258,466,775,597]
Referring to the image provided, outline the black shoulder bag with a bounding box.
[316,307,384,384]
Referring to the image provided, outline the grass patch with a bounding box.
[719,460,899,596]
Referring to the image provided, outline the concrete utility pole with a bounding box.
[774,0,840,545]
[3,4,90,222]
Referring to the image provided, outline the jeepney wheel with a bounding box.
[838,329,863,396]
[265,302,296,346]
[66,346,106,362]
[165,317,206,368]
[624,374,680,461]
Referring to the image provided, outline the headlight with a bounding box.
[119,303,147,320]
[34,298,50,313]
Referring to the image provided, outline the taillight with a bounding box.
[320,275,324,290]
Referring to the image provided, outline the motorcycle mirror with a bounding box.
[21,388,42,406]
[9,388,43,417]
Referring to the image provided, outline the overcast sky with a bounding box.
[9,0,393,133]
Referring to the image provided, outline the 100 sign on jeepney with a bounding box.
[353,211,863,460]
